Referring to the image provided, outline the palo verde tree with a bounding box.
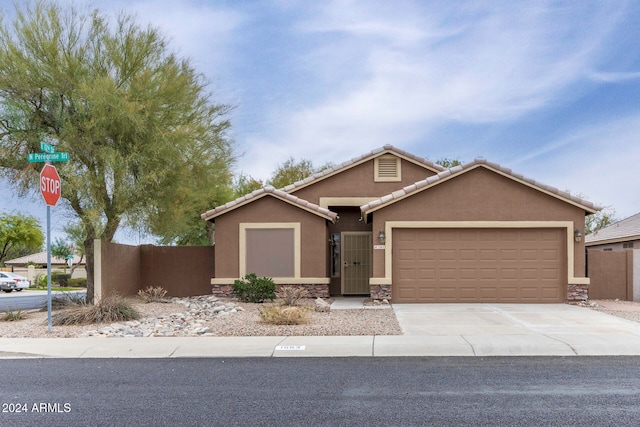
[0,2,235,301]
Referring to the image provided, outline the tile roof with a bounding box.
[585,212,640,245]
[4,251,85,266]
[201,186,338,222]
[281,144,445,192]
[360,158,601,214]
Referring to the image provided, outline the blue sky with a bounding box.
[1,0,639,244]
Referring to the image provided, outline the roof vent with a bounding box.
[375,155,401,182]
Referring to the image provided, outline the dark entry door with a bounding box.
[342,232,372,295]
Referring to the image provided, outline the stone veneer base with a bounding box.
[212,283,329,299]
[567,284,588,302]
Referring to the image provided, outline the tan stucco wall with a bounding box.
[214,196,328,279]
[370,167,587,280]
[291,157,437,204]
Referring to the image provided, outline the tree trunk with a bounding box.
[84,237,95,304]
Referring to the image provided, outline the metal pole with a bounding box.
[47,205,52,332]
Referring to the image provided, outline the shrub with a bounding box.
[138,286,167,303]
[41,291,87,311]
[51,272,71,286]
[36,273,48,287]
[258,305,311,325]
[232,274,275,303]
[2,309,25,321]
[67,278,87,288]
[52,295,139,326]
[277,285,309,306]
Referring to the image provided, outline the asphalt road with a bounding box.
[1,357,639,426]
[0,290,86,311]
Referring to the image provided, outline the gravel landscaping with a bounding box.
[0,295,402,338]
[1,296,640,339]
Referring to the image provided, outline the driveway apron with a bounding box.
[388,303,640,356]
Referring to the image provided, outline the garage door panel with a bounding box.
[520,249,538,261]
[480,249,498,260]
[418,268,436,280]
[398,249,416,261]
[500,268,518,279]
[541,268,559,279]
[393,228,565,303]
[500,249,518,260]
[541,249,559,260]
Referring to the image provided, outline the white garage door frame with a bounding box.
[369,221,589,288]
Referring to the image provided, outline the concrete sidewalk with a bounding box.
[2,303,640,358]
[3,331,640,358]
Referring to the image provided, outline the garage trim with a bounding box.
[369,221,589,287]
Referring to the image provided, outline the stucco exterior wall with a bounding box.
[586,240,640,251]
[213,196,328,279]
[291,157,437,204]
[369,167,587,280]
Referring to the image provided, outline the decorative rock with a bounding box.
[315,298,331,312]
[79,295,242,338]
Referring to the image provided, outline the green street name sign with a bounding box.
[28,152,69,162]
[40,142,55,154]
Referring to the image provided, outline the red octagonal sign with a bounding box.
[40,164,61,206]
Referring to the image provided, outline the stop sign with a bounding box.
[40,164,61,206]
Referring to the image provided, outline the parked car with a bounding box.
[0,272,30,292]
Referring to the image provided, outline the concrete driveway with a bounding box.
[383,303,640,356]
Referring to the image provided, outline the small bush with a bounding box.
[258,305,311,325]
[35,273,48,287]
[138,286,167,303]
[2,309,25,321]
[51,272,71,287]
[277,286,309,306]
[67,278,87,288]
[41,291,87,311]
[233,274,276,303]
[52,295,139,326]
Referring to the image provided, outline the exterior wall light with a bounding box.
[574,229,583,242]
[378,231,386,244]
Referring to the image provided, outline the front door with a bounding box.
[341,232,372,295]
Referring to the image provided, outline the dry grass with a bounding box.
[41,292,88,312]
[277,286,309,306]
[2,308,25,322]
[51,295,140,326]
[258,305,312,325]
[137,286,168,303]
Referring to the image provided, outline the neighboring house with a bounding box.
[4,251,85,268]
[202,145,598,303]
[585,212,640,251]
[4,251,86,281]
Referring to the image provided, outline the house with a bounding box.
[4,251,87,282]
[202,145,598,303]
[585,213,640,301]
[585,212,640,251]
[4,251,85,268]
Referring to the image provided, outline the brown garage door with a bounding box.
[393,228,565,303]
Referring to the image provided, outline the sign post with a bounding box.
[29,143,68,332]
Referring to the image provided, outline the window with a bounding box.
[623,242,634,249]
[374,155,401,182]
[240,223,300,278]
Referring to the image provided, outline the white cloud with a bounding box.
[511,113,640,219]
[237,1,626,176]
[589,71,640,82]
